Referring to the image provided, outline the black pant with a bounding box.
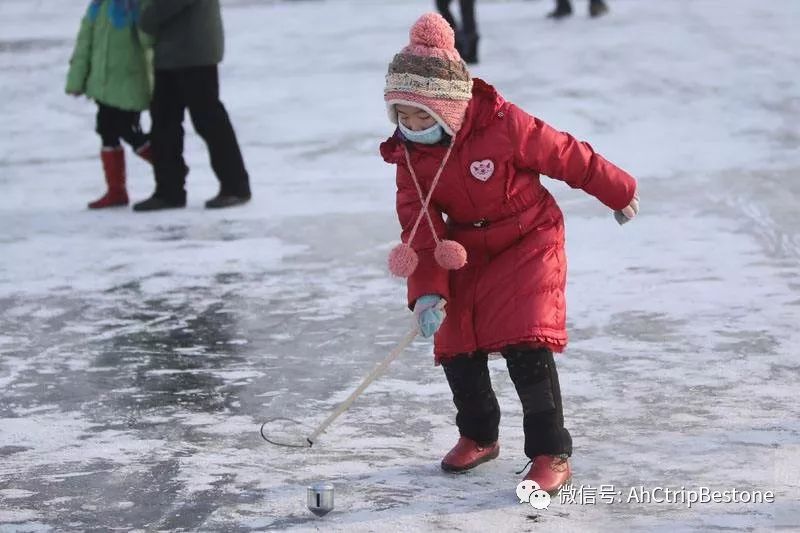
[441,347,572,458]
[150,65,250,202]
[96,103,148,150]
[436,0,477,35]
[558,0,606,7]
[442,353,500,446]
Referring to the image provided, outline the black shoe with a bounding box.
[547,2,573,19]
[589,0,608,17]
[204,193,251,209]
[132,194,186,212]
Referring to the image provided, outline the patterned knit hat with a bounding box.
[384,13,473,136]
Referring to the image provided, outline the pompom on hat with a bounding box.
[384,13,473,136]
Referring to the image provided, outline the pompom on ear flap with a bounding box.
[388,240,467,278]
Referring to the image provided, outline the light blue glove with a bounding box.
[414,294,445,338]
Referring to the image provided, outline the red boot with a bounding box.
[441,437,500,472]
[88,147,128,209]
[135,142,153,164]
[523,455,572,495]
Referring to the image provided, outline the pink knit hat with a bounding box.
[384,13,473,136]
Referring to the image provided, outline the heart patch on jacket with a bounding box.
[470,159,494,181]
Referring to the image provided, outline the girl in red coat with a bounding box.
[381,13,639,494]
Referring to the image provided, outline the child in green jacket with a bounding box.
[66,0,153,209]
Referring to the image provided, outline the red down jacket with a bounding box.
[380,79,637,363]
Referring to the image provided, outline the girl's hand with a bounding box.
[614,192,639,225]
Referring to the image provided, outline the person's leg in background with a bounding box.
[548,0,608,19]
[133,69,189,211]
[589,0,609,18]
[436,0,479,64]
[548,0,573,19]
[436,0,457,29]
[117,109,152,163]
[457,0,479,64]
[182,65,251,209]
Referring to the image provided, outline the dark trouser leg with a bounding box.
[459,0,477,35]
[117,111,149,152]
[96,103,122,148]
[441,353,500,445]
[503,346,572,458]
[436,0,457,30]
[589,0,608,16]
[455,0,478,63]
[97,103,147,151]
[548,0,572,17]
[150,69,188,202]
[182,65,250,197]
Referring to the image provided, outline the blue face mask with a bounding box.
[398,122,444,145]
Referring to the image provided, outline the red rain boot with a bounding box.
[441,436,500,472]
[88,147,128,209]
[135,142,153,164]
[523,455,572,495]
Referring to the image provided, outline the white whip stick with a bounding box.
[260,325,421,448]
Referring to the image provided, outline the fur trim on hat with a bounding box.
[385,100,453,136]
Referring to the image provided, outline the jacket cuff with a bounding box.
[65,74,85,94]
